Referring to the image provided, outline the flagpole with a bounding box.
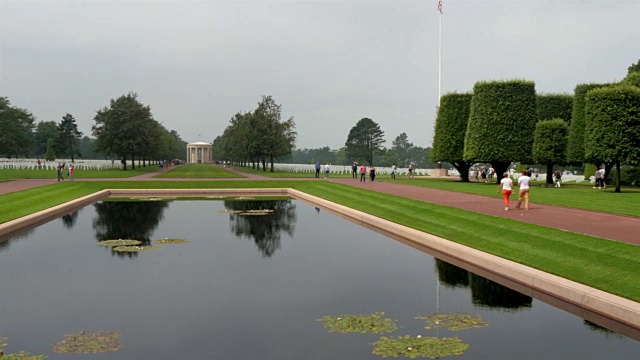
[438,3,442,106]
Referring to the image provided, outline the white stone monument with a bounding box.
[186,142,212,163]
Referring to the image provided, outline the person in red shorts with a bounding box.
[497,172,513,211]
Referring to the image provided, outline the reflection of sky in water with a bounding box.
[0,200,638,359]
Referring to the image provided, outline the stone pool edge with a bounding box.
[1,187,639,332]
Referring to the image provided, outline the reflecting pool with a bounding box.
[0,200,638,359]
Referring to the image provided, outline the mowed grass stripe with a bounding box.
[300,183,640,300]
[154,164,245,178]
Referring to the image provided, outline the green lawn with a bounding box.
[0,166,159,180]
[1,180,640,302]
[154,164,245,178]
[236,165,356,178]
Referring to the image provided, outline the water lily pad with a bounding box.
[372,335,469,358]
[415,313,489,331]
[52,331,121,354]
[97,239,143,247]
[218,210,243,213]
[154,238,189,244]
[318,312,398,334]
[112,245,163,252]
[0,337,47,359]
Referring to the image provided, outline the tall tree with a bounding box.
[33,121,58,156]
[537,94,573,124]
[79,136,97,159]
[345,118,385,166]
[253,96,297,172]
[0,97,36,158]
[584,85,640,193]
[532,119,569,186]
[92,93,155,170]
[391,132,414,166]
[628,59,640,75]
[55,113,83,161]
[464,80,538,183]
[432,93,473,182]
[567,83,611,165]
[45,138,56,161]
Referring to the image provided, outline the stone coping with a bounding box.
[1,187,639,337]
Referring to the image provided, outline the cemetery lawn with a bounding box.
[385,178,640,217]
[154,164,245,178]
[235,166,355,178]
[0,166,158,180]
[1,181,640,302]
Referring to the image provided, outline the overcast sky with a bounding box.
[1,0,639,149]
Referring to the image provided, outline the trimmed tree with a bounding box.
[584,85,640,193]
[537,94,573,123]
[464,80,538,183]
[623,71,640,88]
[431,92,473,182]
[345,118,385,166]
[566,83,611,165]
[532,119,569,186]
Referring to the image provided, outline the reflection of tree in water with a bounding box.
[435,259,470,288]
[469,273,532,311]
[223,200,296,257]
[583,320,624,339]
[0,228,35,253]
[61,209,80,229]
[93,201,169,258]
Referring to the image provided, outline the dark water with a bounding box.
[0,200,638,360]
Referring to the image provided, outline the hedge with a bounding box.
[566,83,612,164]
[537,94,573,124]
[432,93,473,164]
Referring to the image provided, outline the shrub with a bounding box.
[537,94,573,124]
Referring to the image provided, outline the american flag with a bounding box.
[438,0,443,14]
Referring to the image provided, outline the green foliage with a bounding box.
[52,331,121,354]
[97,239,143,246]
[609,166,640,187]
[154,164,245,178]
[532,119,569,165]
[45,138,55,161]
[628,59,640,75]
[0,337,47,359]
[372,335,469,359]
[464,80,538,164]
[55,113,83,161]
[33,121,58,156]
[154,238,189,244]
[584,85,640,167]
[537,93,573,123]
[583,164,597,180]
[0,97,36,158]
[622,71,640,88]
[317,312,398,334]
[567,83,612,164]
[432,93,472,180]
[345,118,386,166]
[415,313,489,331]
[78,136,97,159]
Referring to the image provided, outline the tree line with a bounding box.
[431,59,640,192]
[0,93,187,169]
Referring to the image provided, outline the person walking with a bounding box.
[391,163,397,180]
[515,170,531,210]
[360,163,367,182]
[369,166,376,182]
[315,161,321,178]
[554,168,562,188]
[68,163,75,181]
[594,168,602,189]
[56,162,64,182]
[352,162,358,179]
[324,163,330,179]
[497,172,513,211]
[407,163,414,180]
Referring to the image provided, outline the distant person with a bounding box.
[594,168,602,189]
[600,167,607,189]
[474,168,479,181]
[481,167,487,182]
[315,161,321,178]
[391,163,397,180]
[324,163,330,179]
[37,158,41,169]
[56,162,64,182]
[488,166,495,181]
[554,168,562,188]
[370,166,376,182]
[352,162,358,179]
[360,163,367,182]
[68,163,75,181]
[407,163,414,180]
[516,170,531,210]
[497,172,513,211]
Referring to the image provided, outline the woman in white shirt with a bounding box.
[497,172,513,211]
[516,170,531,210]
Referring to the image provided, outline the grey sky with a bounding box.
[1,0,639,149]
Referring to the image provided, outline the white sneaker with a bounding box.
[505,207,509,211]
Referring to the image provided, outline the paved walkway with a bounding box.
[2,165,639,245]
